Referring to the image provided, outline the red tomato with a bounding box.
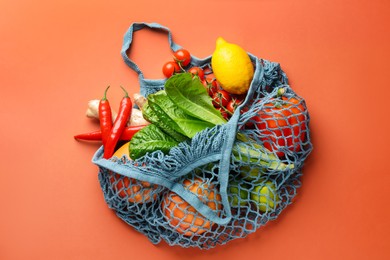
[202,76,219,96]
[232,94,246,104]
[209,78,220,95]
[173,49,191,67]
[252,96,307,157]
[188,66,205,80]
[212,89,231,108]
[162,61,180,78]
[217,107,230,120]
[226,98,243,114]
[251,101,292,157]
[282,96,307,151]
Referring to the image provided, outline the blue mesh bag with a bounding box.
[92,22,313,249]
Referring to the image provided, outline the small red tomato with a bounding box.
[212,90,231,108]
[203,76,219,96]
[162,61,180,78]
[226,98,242,114]
[232,94,246,104]
[217,107,230,120]
[173,49,191,67]
[188,67,205,80]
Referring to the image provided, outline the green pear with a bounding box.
[250,181,279,213]
[228,181,250,207]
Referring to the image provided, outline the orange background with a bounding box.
[1,0,389,259]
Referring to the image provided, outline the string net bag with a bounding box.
[92,22,312,249]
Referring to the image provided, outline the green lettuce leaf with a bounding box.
[148,90,215,138]
[129,124,179,160]
[142,100,188,142]
[164,73,227,126]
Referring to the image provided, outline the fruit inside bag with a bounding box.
[89,22,312,249]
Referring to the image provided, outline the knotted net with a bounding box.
[92,54,312,249]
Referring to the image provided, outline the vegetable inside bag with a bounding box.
[92,22,312,249]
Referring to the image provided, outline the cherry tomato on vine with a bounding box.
[217,107,229,120]
[203,76,219,96]
[212,89,231,108]
[162,61,180,78]
[173,49,191,67]
[226,98,242,114]
[188,67,205,80]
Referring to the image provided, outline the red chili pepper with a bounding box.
[103,86,132,159]
[99,86,112,145]
[74,125,146,141]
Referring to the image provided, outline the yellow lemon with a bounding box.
[211,37,254,95]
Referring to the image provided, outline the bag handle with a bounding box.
[120,22,183,78]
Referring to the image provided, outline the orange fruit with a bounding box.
[109,142,159,204]
[162,177,222,237]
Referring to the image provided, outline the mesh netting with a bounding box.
[92,57,312,249]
